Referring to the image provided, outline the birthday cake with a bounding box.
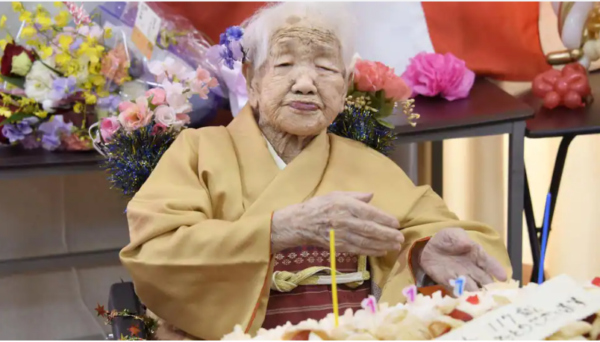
[222,276,600,340]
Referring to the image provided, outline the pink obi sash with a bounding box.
[262,246,371,330]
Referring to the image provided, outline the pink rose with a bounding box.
[117,96,152,131]
[151,123,168,136]
[100,116,120,141]
[145,88,166,106]
[401,52,475,101]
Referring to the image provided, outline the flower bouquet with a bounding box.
[90,61,219,196]
[328,58,419,155]
[0,2,134,151]
[95,2,226,128]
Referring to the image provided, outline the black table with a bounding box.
[395,78,535,283]
[519,72,600,283]
[0,147,104,179]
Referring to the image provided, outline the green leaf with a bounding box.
[375,100,395,119]
[0,112,34,127]
[0,74,25,89]
[375,118,395,129]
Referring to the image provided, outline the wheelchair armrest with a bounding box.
[108,282,147,340]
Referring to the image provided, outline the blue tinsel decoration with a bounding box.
[328,104,397,156]
[101,124,180,197]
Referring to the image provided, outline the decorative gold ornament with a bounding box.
[546,2,600,66]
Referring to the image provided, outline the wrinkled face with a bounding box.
[247,23,348,136]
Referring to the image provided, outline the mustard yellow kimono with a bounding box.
[120,105,512,340]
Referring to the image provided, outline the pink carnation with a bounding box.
[401,52,475,101]
[354,59,411,101]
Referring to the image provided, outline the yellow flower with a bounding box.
[21,26,36,38]
[0,40,6,51]
[12,2,24,13]
[34,14,53,30]
[90,74,105,87]
[53,2,62,7]
[6,34,12,44]
[25,40,40,50]
[0,107,11,118]
[1,93,13,105]
[89,62,101,75]
[104,27,113,39]
[55,52,71,66]
[34,110,48,119]
[0,15,6,28]
[54,11,70,28]
[58,35,73,51]
[77,42,104,64]
[84,92,97,105]
[18,97,36,107]
[74,102,84,113]
[19,10,32,24]
[97,90,109,98]
[40,45,53,59]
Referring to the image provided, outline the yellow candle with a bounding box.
[329,229,339,327]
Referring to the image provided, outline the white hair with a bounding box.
[242,2,357,72]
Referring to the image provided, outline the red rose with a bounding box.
[0,43,35,76]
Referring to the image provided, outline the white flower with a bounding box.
[25,61,58,103]
[154,105,178,127]
[161,79,192,114]
[42,99,57,113]
[149,57,193,83]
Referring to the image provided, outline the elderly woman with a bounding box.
[120,2,511,340]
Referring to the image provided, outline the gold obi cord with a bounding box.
[270,255,370,292]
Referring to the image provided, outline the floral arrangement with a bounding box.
[91,57,218,196]
[328,58,419,155]
[401,52,475,101]
[0,2,133,151]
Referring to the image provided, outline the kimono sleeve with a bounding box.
[120,129,273,340]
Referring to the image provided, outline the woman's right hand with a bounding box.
[271,191,404,256]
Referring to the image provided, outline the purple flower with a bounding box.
[211,26,245,70]
[21,134,41,149]
[97,95,121,112]
[38,115,73,151]
[70,37,84,52]
[49,76,77,101]
[219,26,244,45]
[1,117,38,143]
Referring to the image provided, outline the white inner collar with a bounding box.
[263,135,287,170]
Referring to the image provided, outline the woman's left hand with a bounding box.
[419,227,507,292]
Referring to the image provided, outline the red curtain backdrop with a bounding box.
[421,2,551,81]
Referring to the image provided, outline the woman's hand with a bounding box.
[271,191,404,256]
[419,228,507,292]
